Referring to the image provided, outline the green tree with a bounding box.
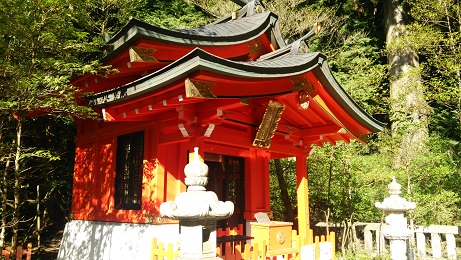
[404,0,461,140]
[401,0,461,226]
[187,0,239,19]
[0,0,105,249]
[269,159,297,224]
[0,0,212,251]
[384,0,430,168]
[407,136,461,226]
[308,141,390,253]
[69,0,142,39]
[139,0,212,29]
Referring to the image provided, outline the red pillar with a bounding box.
[244,148,270,219]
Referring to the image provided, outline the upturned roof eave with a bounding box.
[314,61,385,133]
[86,48,323,106]
[86,48,385,136]
[100,11,281,63]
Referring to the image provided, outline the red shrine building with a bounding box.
[57,1,383,259]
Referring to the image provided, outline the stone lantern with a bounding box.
[375,177,416,260]
[160,147,234,259]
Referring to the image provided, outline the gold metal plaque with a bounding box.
[253,100,285,148]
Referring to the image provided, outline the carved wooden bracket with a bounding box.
[248,39,263,59]
[291,77,317,96]
[129,46,159,62]
[185,78,216,98]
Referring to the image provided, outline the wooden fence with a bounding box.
[151,239,178,260]
[151,225,336,260]
[362,223,459,259]
[1,243,32,260]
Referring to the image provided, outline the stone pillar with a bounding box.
[375,177,416,260]
[160,147,234,260]
[179,219,217,259]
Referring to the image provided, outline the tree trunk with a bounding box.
[273,159,296,225]
[340,220,348,257]
[0,158,10,248]
[12,117,22,250]
[0,120,6,248]
[385,0,429,168]
[37,185,41,253]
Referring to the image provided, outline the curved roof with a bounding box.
[102,11,284,62]
[88,48,322,106]
[87,48,384,135]
[78,1,384,149]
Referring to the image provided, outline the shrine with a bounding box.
[57,0,384,259]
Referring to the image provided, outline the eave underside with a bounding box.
[77,43,383,157]
[89,71,379,157]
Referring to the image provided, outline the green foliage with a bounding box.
[269,132,461,228]
[307,141,390,224]
[303,133,461,227]
[138,0,212,29]
[340,249,390,260]
[68,0,143,38]
[0,0,106,119]
[0,0,212,247]
[269,158,297,221]
[186,0,239,21]
[406,136,461,225]
[327,31,388,115]
[265,0,340,42]
[0,0,119,247]
[405,0,461,141]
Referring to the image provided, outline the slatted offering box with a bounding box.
[250,212,295,256]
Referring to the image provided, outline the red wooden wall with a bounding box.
[71,119,271,224]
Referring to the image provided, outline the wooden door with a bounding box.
[205,154,244,229]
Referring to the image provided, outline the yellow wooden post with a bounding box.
[296,154,309,240]
[252,243,260,259]
[308,229,314,244]
[314,236,320,260]
[151,238,157,260]
[330,232,336,260]
[158,242,165,260]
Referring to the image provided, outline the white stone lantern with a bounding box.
[375,177,416,260]
[160,147,234,259]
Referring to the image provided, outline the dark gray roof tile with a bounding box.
[102,11,282,62]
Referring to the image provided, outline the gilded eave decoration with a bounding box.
[253,100,285,148]
[185,78,217,98]
[129,46,159,62]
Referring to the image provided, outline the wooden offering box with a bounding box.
[250,221,295,255]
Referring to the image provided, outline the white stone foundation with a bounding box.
[57,220,179,260]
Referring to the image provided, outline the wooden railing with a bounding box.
[1,243,32,260]
[151,225,336,260]
[151,239,178,260]
[362,223,459,260]
[216,224,244,257]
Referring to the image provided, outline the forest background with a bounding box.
[1,0,461,257]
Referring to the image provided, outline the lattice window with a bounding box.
[115,131,144,210]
